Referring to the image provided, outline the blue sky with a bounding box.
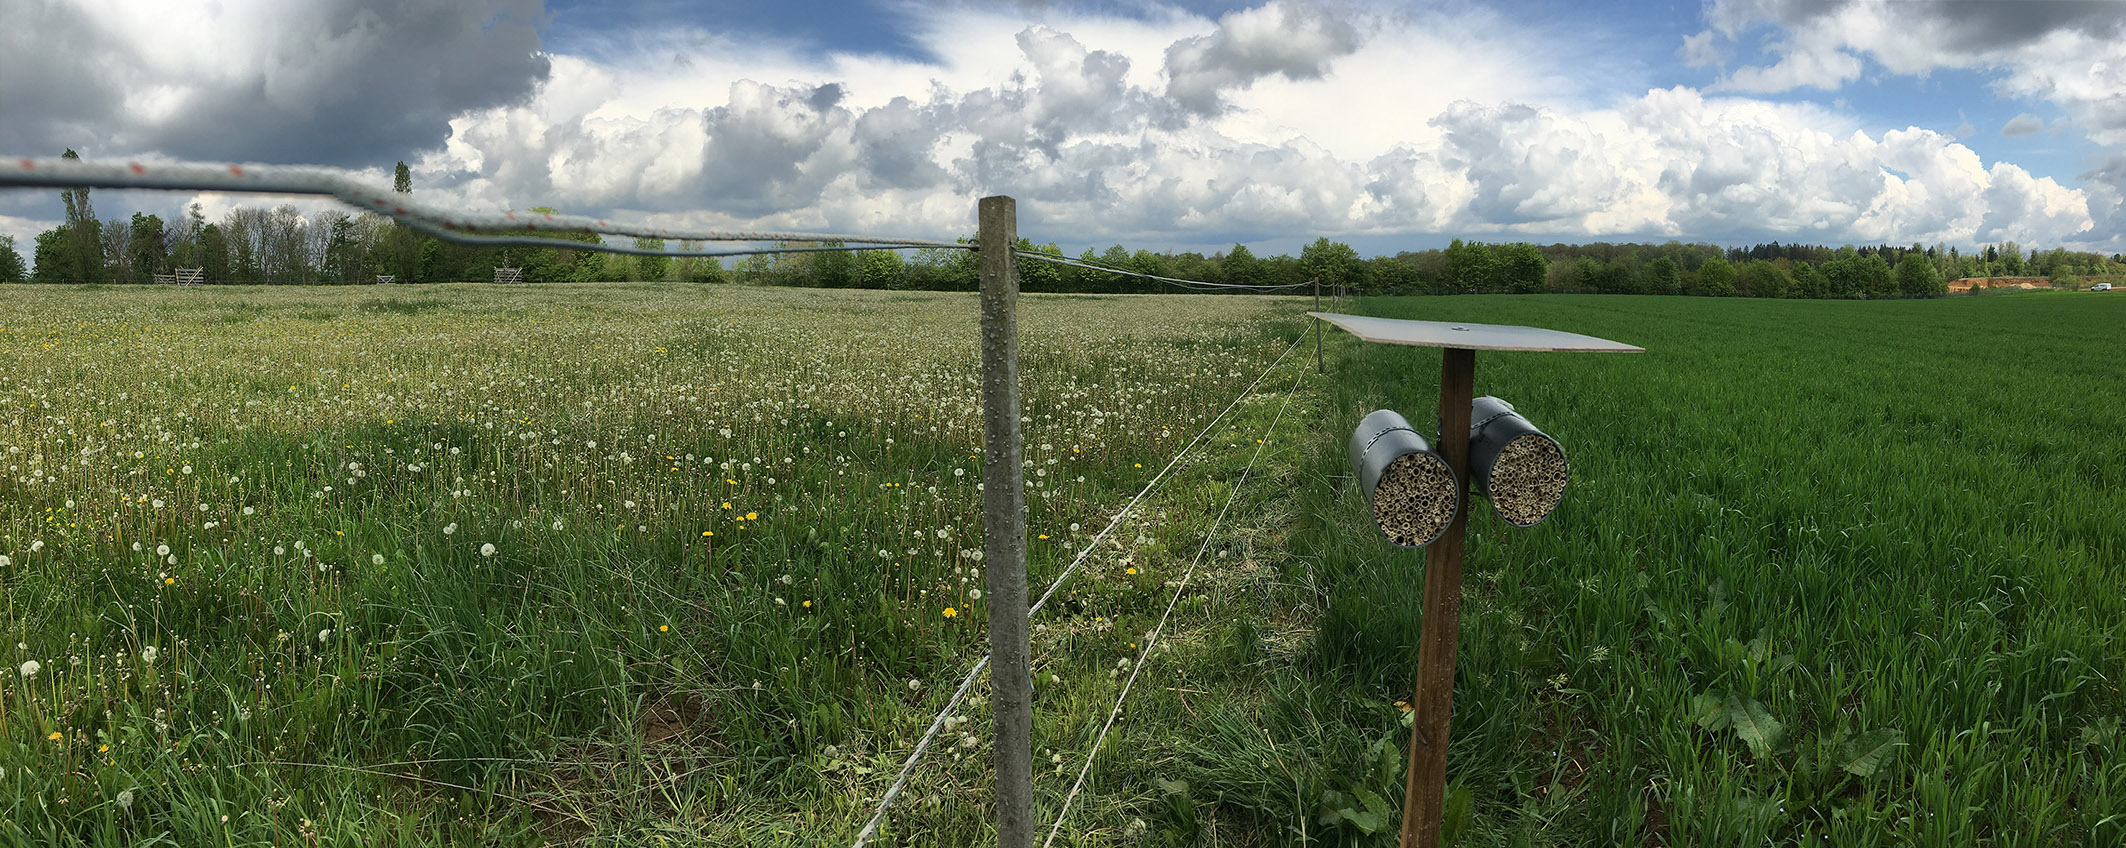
[3,0,2123,262]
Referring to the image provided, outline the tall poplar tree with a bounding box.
[58,149,104,282]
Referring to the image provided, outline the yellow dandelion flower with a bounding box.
[942,607,958,619]
[659,625,669,633]
[745,512,758,521]
[48,731,63,742]
[1126,567,1138,575]
[163,577,175,585]
[702,531,714,537]
[1038,534,1049,540]
[802,600,812,608]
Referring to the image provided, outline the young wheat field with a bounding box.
[1,283,2120,847]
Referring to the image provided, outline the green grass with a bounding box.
[1,284,2120,846]
[1224,290,2125,847]
[0,282,1308,846]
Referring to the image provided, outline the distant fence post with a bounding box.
[977,195,1033,848]
[1313,277,1323,373]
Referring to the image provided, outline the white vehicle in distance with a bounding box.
[2094,282,2113,291]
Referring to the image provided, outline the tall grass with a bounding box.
[1206,291,2124,846]
[6,284,2116,846]
[0,283,1303,846]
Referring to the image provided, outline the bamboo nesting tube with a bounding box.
[1349,409,1460,548]
[1467,396,1568,527]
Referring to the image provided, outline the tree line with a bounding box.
[5,151,2123,296]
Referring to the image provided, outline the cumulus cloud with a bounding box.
[407,5,2106,251]
[0,214,59,260]
[1163,1,1362,116]
[1407,88,2093,246]
[1679,30,1723,68]
[1696,0,2126,142]
[0,0,2110,253]
[0,0,549,166]
[2001,113,2045,137]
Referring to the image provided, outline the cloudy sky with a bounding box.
[3,0,2123,260]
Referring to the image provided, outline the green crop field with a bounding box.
[1,284,2121,847]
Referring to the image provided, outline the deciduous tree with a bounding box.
[633,236,670,281]
[1895,252,1945,296]
[1643,256,1681,296]
[1301,237,1363,293]
[0,235,25,283]
[1689,255,1736,296]
[129,213,166,281]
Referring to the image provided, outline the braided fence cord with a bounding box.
[849,332,1303,848]
[1013,250,1313,292]
[1041,358,1307,847]
[1,157,971,256]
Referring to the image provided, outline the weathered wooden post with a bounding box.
[1403,346,1472,848]
[1312,313,1642,848]
[977,195,1034,848]
[1314,277,1323,373]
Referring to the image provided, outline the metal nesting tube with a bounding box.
[1466,396,1569,527]
[1348,409,1461,548]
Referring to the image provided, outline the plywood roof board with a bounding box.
[1309,312,1643,354]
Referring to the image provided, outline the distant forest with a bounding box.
[6,153,2124,298]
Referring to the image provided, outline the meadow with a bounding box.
[0,282,1310,845]
[1,283,2121,847]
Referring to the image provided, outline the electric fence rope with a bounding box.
[1,156,968,258]
[1014,250,1314,292]
[1041,357,1306,848]
[850,332,1304,848]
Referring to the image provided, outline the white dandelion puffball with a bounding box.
[28,541,42,553]
[443,523,458,535]
[140,646,158,665]
[155,545,170,557]
[371,554,385,566]
[481,543,497,557]
[18,660,39,678]
[0,555,9,568]
[318,629,332,643]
